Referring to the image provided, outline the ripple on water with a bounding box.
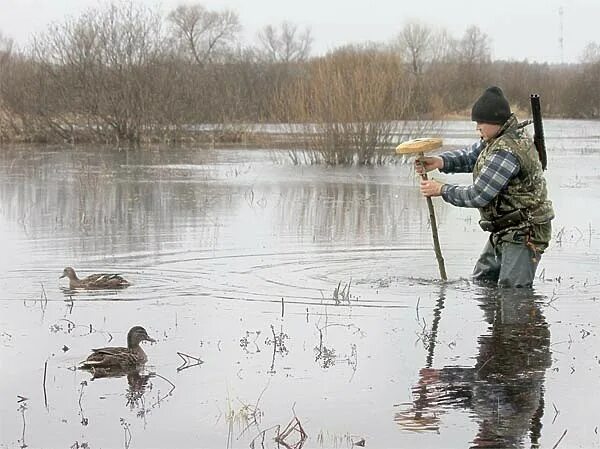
[3,247,464,307]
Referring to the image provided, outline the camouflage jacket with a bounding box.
[473,114,554,228]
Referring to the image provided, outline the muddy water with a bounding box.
[1,119,599,449]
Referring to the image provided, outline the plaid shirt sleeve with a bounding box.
[440,150,520,208]
[439,140,484,173]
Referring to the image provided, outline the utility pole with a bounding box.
[558,6,564,63]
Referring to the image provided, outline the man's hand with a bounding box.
[420,179,444,197]
[415,156,443,174]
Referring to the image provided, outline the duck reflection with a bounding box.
[84,367,153,410]
[396,288,551,448]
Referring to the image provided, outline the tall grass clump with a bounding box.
[275,47,435,165]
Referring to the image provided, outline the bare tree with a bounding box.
[19,1,172,143]
[0,31,13,66]
[581,41,600,63]
[167,4,241,65]
[256,22,312,63]
[391,22,451,114]
[393,21,434,76]
[0,31,14,104]
[559,42,600,118]
[0,31,15,140]
[455,25,491,65]
[445,25,492,108]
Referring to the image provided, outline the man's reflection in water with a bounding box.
[396,288,551,448]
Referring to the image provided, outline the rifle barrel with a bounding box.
[530,94,547,170]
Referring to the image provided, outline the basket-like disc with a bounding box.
[395,138,443,154]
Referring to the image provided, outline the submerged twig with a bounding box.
[120,418,132,449]
[40,282,48,311]
[43,360,48,408]
[332,279,352,305]
[551,429,567,449]
[18,400,27,449]
[249,424,280,449]
[266,325,289,374]
[64,295,74,314]
[552,402,560,424]
[146,372,176,411]
[240,331,261,354]
[78,381,88,426]
[237,380,271,439]
[275,416,308,449]
[176,352,203,372]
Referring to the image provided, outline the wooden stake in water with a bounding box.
[396,138,448,281]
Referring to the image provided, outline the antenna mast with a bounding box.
[558,6,564,63]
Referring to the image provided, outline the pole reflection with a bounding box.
[396,288,551,448]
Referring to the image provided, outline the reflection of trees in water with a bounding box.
[0,147,236,253]
[0,146,451,259]
[396,289,551,448]
[275,180,448,244]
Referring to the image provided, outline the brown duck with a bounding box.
[80,326,155,370]
[60,267,131,289]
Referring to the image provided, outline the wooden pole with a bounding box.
[418,151,447,281]
[395,138,447,281]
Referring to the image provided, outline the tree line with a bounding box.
[0,1,598,148]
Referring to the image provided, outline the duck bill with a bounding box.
[145,336,156,343]
[59,274,66,279]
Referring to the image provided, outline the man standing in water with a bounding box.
[417,86,554,287]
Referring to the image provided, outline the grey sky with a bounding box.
[0,0,597,63]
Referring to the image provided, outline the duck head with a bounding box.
[127,326,156,348]
[60,267,77,280]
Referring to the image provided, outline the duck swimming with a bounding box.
[60,267,131,289]
[80,326,155,371]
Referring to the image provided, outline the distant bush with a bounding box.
[274,47,436,165]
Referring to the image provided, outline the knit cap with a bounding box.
[471,86,511,124]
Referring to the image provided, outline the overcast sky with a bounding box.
[0,0,597,63]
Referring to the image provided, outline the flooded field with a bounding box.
[1,119,600,448]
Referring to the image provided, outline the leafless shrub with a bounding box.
[5,1,172,144]
[274,46,435,165]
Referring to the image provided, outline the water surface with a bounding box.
[1,120,600,448]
